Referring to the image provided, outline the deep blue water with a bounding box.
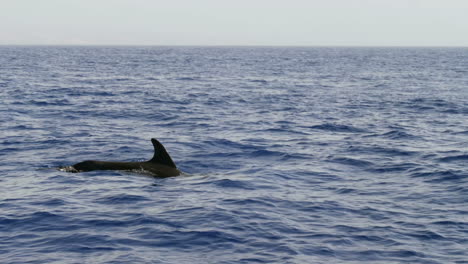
[1,46,468,264]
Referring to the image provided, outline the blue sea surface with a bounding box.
[1,46,468,263]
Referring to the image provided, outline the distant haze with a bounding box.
[1,0,467,46]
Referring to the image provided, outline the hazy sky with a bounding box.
[1,0,467,46]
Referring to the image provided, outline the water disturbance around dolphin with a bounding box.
[63,138,181,177]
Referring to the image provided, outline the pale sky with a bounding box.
[1,0,467,46]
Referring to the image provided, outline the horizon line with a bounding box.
[1,44,467,48]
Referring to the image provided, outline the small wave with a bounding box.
[0,211,68,232]
[28,198,66,207]
[94,194,150,204]
[350,146,416,156]
[262,127,310,135]
[402,230,446,240]
[334,188,356,194]
[9,125,39,130]
[114,77,131,81]
[380,130,421,140]
[401,98,464,114]
[79,91,115,97]
[368,163,419,173]
[223,197,276,207]
[438,154,468,162]
[121,90,142,95]
[28,99,71,106]
[327,157,374,167]
[204,138,255,151]
[352,249,424,258]
[175,77,199,81]
[431,220,468,227]
[248,79,268,84]
[212,179,254,189]
[35,233,120,252]
[307,123,367,133]
[247,149,309,162]
[452,130,468,135]
[410,170,467,183]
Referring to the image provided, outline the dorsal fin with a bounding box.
[149,138,177,168]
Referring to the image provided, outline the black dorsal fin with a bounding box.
[149,138,177,168]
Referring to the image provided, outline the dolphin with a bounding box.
[68,138,181,177]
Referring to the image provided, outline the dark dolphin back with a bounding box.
[149,138,177,168]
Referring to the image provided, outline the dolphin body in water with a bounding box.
[68,138,181,177]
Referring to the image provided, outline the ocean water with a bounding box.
[1,46,467,264]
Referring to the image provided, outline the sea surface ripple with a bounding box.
[1,46,468,264]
